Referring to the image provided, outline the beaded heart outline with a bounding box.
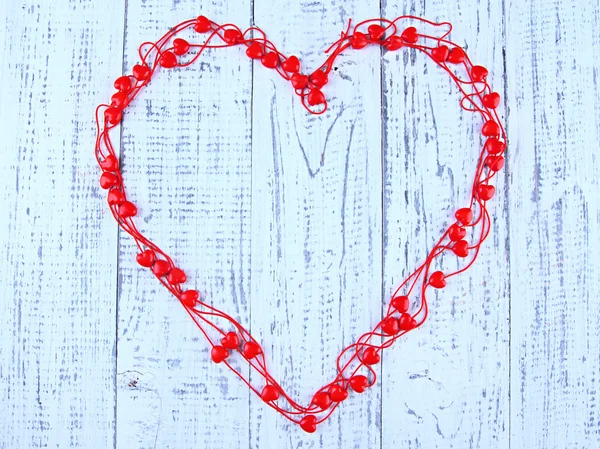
[94,14,506,433]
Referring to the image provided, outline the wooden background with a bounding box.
[1,0,599,447]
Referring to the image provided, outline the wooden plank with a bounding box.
[380,1,510,448]
[250,1,383,446]
[505,0,600,448]
[114,2,253,449]
[0,1,124,448]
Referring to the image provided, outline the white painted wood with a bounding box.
[505,1,600,448]
[0,0,124,448]
[380,1,510,448]
[114,2,253,449]
[2,0,600,448]
[250,1,383,446]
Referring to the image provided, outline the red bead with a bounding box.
[210,345,229,363]
[381,317,400,335]
[180,289,199,307]
[349,375,369,393]
[351,32,369,49]
[453,239,469,258]
[448,223,466,241]
[223,28,242,45]
[391,295,410,313]
[261,51,279,69]
[485,137,506,155]
[136,249,155,267]
[242,341,262,359]
[100,154,119,172]
[482,120,500,137]
[281,55,300,73]
[429,271,446,288]
[399,313,415,331]
[384,35,403,51]
[173,38,190,56]
[368,24,385,40]
[245,42,264,59]
[361,347,380,365]
[221,331,240,349]
[151,259,171,277]
[307,88,325,106]
[118,200,137,218]
[159,51,177,69]
[166,267,186,284]
[485,155,505,172]
[194,15,212,33]
[477,184,495,201]
[482,92,501,109]
[260,385,280,402]
[329,384,348,402]
[312,391,332,410]
[309,70,327,88]
[104,107,122,125]
[431,45,449,62]
[132,64,151,81]
[299,415,317,433]
[111,92,129,109]
[447,47,466,64]
[99,172,119,189]
[471,65,488,82]
[400,26,418,44]
[114,75,132,93]
[455,208,473,226]
[290,73,309,89]
[107,188,126,206]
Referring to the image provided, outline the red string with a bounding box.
[94,14,507,432]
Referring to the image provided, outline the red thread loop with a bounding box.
[94,15,506,431]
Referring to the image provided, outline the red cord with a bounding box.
[95,15,506,433]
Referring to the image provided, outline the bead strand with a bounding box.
[94,14,506,433]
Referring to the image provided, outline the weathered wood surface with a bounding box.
[1,0,598,448]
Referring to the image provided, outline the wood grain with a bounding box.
[250,0,383,446]
[1,0,599,448]
[505,0,600,448]
[380,1,510,448]
[0,0,124,447]
[114,2,253,449]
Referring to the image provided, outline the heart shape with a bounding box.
[281,55,299,73]
[299,415,318,433]
[348,375,369,393]
[447,46,466,64]
[210,345,229,363]
[400,26,418,43]
[246,41,264,59]
[485,155,505,172]
[452,240,470,258]
[173,38,191,56]
[351,31,369,49]
[95,14,506,432]
[431,45,449,62]
[328,384,348,402]
[132,64,151,81]
[482,92,501,109]
[261,385,280,402]
[367,24,386,40]
[242,341,262,359]
[448,223,467,241]
[221,331,240,349]
[312,391,333,410]
[429,271,447,288]
[261,51,279,68]
[381,317,401,335]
